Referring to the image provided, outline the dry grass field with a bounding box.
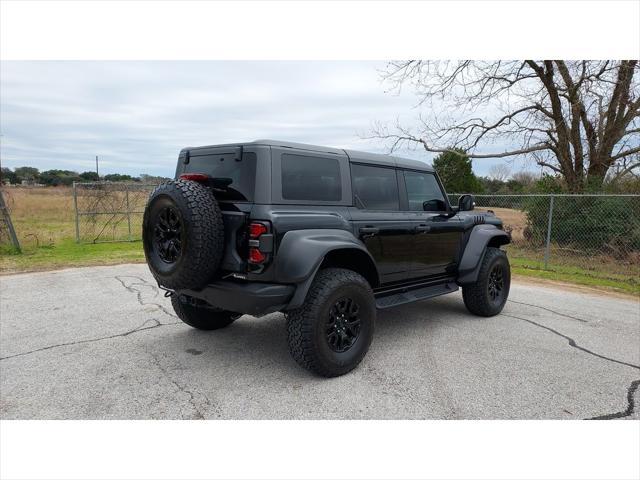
[1,186,144,273]
[0,187,637,294]
[478,207,527,242]
[2,186,151,246]
[2,186,76,246]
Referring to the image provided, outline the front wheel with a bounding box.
[462,247,510,317]
[286,268,375,377]
[171,295,241,330]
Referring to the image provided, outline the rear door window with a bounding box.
[351,164,400,211]
[281,154,342,201]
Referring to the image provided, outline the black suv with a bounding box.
[143,140,511,377]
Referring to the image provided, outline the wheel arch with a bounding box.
[457,224,510,285]
[275,229,379,310]
[319,248,380,289]
[487,234,510,249]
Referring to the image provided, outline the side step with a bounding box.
[375,281,458,309]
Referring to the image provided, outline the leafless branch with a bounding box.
[371,60,639,192]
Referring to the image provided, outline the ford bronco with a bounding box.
[142,140,511,377]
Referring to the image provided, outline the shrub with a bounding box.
[523,195,640,253]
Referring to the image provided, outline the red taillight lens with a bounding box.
[248,247,266,264]
[247,222,269,265]
[179,173,209,183]
[249,222,268,239]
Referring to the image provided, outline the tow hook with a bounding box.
[158,285,175,297]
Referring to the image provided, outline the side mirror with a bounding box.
[458,194,475,211]
[422,199,446,212]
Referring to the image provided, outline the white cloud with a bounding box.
[0,61,525,177]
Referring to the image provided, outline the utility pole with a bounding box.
[95,155,99,178]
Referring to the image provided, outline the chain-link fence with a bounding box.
[73,182,158,243]
[71,184,639,282]
[449,194,640,280]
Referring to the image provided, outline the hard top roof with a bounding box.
[186,139,434,172]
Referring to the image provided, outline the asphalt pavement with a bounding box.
[1,264,638,419]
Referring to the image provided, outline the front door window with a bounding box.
[403,171,447,212]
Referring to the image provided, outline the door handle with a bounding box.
[359,226,379,235]
[414,224,431,233]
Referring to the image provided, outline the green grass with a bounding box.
[510,257,639,296]
[0,240,145,274]
[2,238,637,297]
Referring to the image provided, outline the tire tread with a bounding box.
[143,180,224,290]
[462,247,510,317]
[171,296,238,330]
[286,268,374,377]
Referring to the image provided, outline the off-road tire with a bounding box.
[286,268,375,377]
[143,180,224,290]
[462,247,510,317]
[171,295,240,330]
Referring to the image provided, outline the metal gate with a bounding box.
[73,182,158,243]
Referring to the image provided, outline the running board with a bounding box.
[375,281,458,309]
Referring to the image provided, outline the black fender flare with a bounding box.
[457,224,510,285]
[274,229,379,309]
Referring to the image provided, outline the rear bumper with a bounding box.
[178,280,295,316]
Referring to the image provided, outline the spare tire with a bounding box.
[142,180,224,290]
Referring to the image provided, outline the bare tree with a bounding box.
[609,151,640,181]
[511,170,538,186]
[372,61,640,192]
[488,164,511,182]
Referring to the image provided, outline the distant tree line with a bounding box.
[0,166,171,186]
[3,159,637,194]
[432,150,640,195]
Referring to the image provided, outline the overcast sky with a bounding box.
[0,61,526,178]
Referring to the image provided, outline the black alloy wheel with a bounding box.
[286,268,376,377]
[326,297,362,353]
[154,206,183,263]
[461,247,511,317]
[487,264,505,303]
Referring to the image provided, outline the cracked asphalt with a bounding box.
[1,264,638,419]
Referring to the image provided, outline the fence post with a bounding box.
[0,189,21,252]
[543,195,555,269]
[125,184,132,241]
[73,182,80,243]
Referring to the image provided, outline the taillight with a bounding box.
[248,221,270,265]
[179,173,209,183]
[248,248,266,264]
[249,222,268,239]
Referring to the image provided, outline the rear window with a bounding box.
[281,154,341,201]
[184,151,256,201]
[351,163,399,211]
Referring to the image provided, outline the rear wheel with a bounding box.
[462,247,510,316]
[171,295,241,331]
[286,268,375,377]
